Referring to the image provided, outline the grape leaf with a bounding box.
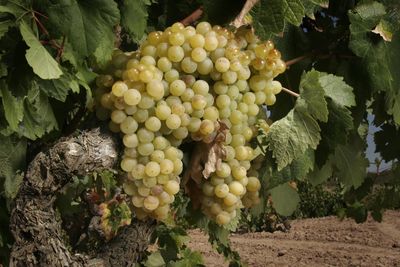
[20,85,58,140]
[19,21,63,80]
[35,70,77,102]
[120,0,150,42]
[266,109,321,170]
[0,80,24,131]
[45,0,120,62]
[299,70,328,122]
[0,19,14,39]
[251,0,305,38]
[281,0,305,26]
[308,158,333,186]
[332,144,368,189]
[144,251,165,267]
[0,135,26,199]
[269,183,300,216]
[318,73,356,107]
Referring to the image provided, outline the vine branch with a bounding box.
[232,0,260,28]
[181,7,204,26]
[282,87,300,98]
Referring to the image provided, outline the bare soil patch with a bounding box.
[188,210,400,266]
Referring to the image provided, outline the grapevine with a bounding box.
[94,22,285,225]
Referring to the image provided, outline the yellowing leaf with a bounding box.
[372,20,393,42]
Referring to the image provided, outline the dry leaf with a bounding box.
[183,121,229,209]
[372,21,393,42]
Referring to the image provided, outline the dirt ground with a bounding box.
[188,210,400,266]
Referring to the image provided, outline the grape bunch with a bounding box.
[94,21,285,225]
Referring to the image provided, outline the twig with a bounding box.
[231,0,260,28]
[56,36,66,62]
[282,87,300,98]
[181,7,203,26]
[285,54,311,67]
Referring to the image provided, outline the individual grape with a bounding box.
[168,46,185,62]
[119,116,138,134]
[223,193,238,206]
[215,94,230,109]
[181,57,197,74]
[145,116,162,132]
[169,79,186,96]
[121,157,137,172]
[216,211,230,225]
[189,34,205,48]
[143,195,160,211]
[197,58,213,75]
[169,32,185,46]
[204,35,218,51]
[123,134,139,148]
[222,71,237,84]
[133,109,149,123]
[145,161,161,177]
[192,80,209,95]
[191,47,207,62]
[137,143,154,156]
[247,177,261,192]
[155,103,172,120]
[229,181,245,196]
[196,21,211,35]
[112,81,128,97]
[215,57,230,72]
[199,119,215,135]
[110,110,126,124]
[265,93,276,106]
[164,180,180,195]
[191,95,207,110]
[203,106,219,121]
[137,128,155,143]
[232,165,247,180]
[123,89,141,106]
[214,183,229,198]
[146,80,164,100]
[165,114,181,129]
[216,162,231,178]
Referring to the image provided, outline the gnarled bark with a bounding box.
[9,129,155,267]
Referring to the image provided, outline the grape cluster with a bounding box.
[94,22,285,224]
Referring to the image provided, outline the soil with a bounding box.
[188,210,400,267]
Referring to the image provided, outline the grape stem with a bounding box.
[181,7,204,26]
[282,87,300,98]
[285,54,311,67]
[232,0,260,28]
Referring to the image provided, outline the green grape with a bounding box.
[191,47,207,62]
[137,143,154,156]
[216,211,230,225]
[145,116,162,132]
[146,80,164,100]
[137,128,155,143]
[155,103,172,120]
[168,46,185,62]
[197,58,213,75]
[214,183,229,198]
[123,134,139,148]
[160,159,174,174]
[169,32,185,46]
[123,89,141,106]
[120,116,138,134]
[189,34,205,48]
[169,79,186,96]
[232,165,247,180]
[143,195,160,211]
[145,161,161,177]
[216,95,230,109]
[191,95,207,110]
[247,177,261,192]
[216,162,231,178]
[121,157,137,172]
[165,114,181,129]
[181,57,197,74]
[112,81,129,97]
[164,180,180,195]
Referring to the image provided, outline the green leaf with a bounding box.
[35,70,77,101]
[269,183,300,216]
[299,70,328,122]
[251,0,305,38]
[252,0,285,38]
[0,80,24,131]
[120,0,150,42]
[282,0,305,26]
[0,135,27,199]
[19,21,63,79]
[266,109,321,170]
[322,101,354,149]
[318,73,356,107]
[46,0,120,62]
[144,251,165,267]
[0,19,14,39]
[308,159,333,186]
[332,145,368,189]
[20,84,58,140]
